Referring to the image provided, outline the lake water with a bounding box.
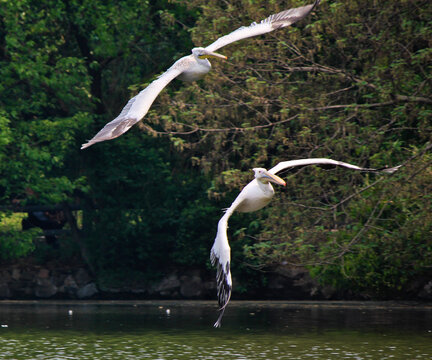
[0,300,431,359]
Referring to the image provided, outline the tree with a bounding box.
[145,0,431,296]
[0,0,221,285]
[0,0,430,297]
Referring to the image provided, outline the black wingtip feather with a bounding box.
[211,249,232,327]
[214,307,226,328]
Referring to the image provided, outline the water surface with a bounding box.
[0,300,431,359]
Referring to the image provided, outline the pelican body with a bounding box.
[81,1,321,149]
[176,48,220,82]
[234,169,285,213]
[211,158,401,327]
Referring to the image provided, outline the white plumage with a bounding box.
[81,1,320,149]
[211,158,400,327]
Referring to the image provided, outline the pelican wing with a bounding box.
[81,56,193,149]
[268,158,401,176]
[210,189,251,328]
[205,0,320,52]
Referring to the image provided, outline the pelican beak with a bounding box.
[262,171,286,186]
[199,51,227,60]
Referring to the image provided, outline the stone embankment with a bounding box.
[0,266,98,299]
[0,263,431,300]
[0,265,218,299]
[0,263,326,300]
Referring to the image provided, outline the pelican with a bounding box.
[211,158,401,327]
[81,0,321,149]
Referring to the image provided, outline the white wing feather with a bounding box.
[205,0,320,52]
[81,57,191,149]
[210,190,249,328]
[269,158,401,175]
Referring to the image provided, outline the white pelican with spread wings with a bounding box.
[81,1,321,149]
[211,158,400,327]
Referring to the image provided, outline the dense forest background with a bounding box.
[0,0,431,299]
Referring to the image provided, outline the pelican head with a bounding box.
[192,47,227,60]
[253,168,286,186]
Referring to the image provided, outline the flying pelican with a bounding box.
[81,0,321,149]
[211,158,401,327]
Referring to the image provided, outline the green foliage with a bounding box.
[0,0,430,298]
[82,135,221,283]
[0,0,215,283]
[307,153,432,296]
[0,213,39,260]
[159,0,431,297]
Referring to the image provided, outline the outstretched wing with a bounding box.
[268,158,401,175]
[81,56,192,149]
[210,188,251,328]
[205,0,320,52]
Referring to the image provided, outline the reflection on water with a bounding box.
[0,301,431,359]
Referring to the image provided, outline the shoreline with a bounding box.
[1,299,431,309]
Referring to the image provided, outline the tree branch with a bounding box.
[138,114,300,135]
